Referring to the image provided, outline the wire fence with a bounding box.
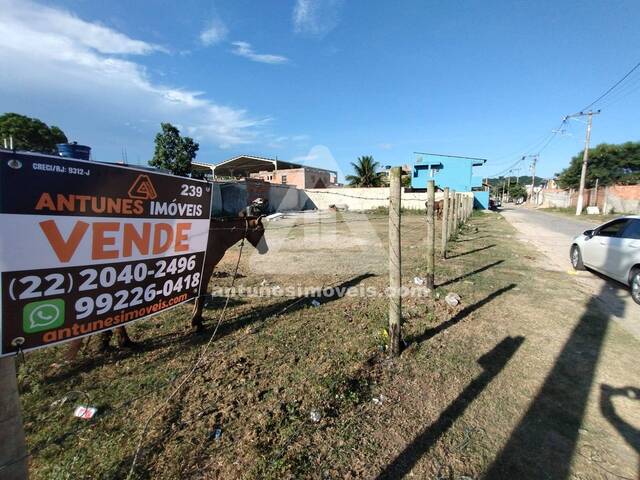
[2,199,475,475]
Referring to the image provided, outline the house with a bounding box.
[191,155,337,189]
[378,164,413,185]
[411,152,489,209]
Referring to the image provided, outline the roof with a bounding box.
[205,155,336,178]
[191,161,215,174]
[414,152,487,167]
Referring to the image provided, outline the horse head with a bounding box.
[241,214,268,254]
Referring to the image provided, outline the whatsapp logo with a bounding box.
[23,299,65,333]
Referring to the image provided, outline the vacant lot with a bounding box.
[17,210,640,479]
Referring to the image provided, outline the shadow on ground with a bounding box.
[47,274,375,382]
[446,244,496,259]
[408,284,516,345]
[437,260,504,289]
[484,244,628,478]
[376,336,525,479]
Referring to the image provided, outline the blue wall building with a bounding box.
[411,152,489,209]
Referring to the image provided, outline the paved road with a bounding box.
[500,206,640,339]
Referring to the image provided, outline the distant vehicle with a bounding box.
[570,216,640,304]
[489,198,501,210]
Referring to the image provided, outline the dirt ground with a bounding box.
[501,206,640,340]
[15,210,640,479]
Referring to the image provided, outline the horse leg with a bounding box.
[115,326,138,349]
[65,339,84,362]
[190,254,218,332]
[191,296,206,332]
[97,330,114,352]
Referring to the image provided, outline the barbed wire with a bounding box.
[304,189,391,200]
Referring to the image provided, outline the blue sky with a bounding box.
[1,0,639,180]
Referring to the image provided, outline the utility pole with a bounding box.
[529,157,536,205]
[566,110,600,215]
[522,155,539,205]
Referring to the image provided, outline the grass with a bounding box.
[16,210,640,479]
[538,206,620,224]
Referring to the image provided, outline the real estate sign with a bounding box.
[0,151,212,356]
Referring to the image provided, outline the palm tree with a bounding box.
[345,155,383,187]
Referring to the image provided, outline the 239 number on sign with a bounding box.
[180,184,203,197]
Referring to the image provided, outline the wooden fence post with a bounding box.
[449,190,456,239]
[462,195,466,223]
[465,195,470,221]
[465,195,469,221]
[388,167,402,357]
[441,187,450,258]
[454,193,460,231]
[0,356,28,480]
[426,180,435,289]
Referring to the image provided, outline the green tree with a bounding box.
[345,155,383,187]
[557,142,640,188]
[149,123,199,176]
[508,182,526,200]
[0,112,67,153]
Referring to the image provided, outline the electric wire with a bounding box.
[581,59,640,112]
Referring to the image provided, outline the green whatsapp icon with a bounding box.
[23,299,65,333]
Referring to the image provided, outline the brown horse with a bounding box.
[190,215,268,331]
[426,199,444,219]
[64,215,267,361]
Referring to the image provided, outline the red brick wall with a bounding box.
[608,184,640,200]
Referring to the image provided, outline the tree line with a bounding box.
[556,141,640,189]
[0,113,198,177]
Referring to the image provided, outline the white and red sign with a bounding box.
[0,151,212,356]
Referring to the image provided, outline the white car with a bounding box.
[570,216,640,304]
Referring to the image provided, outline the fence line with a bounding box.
[5,192,480,474]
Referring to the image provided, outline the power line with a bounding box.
[487,59,640,180]
[486,116,568,179]
[581,59,640,111]
[596,72,640,110]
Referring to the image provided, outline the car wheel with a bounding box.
[570,245,585,271]
[631,271,640,305]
